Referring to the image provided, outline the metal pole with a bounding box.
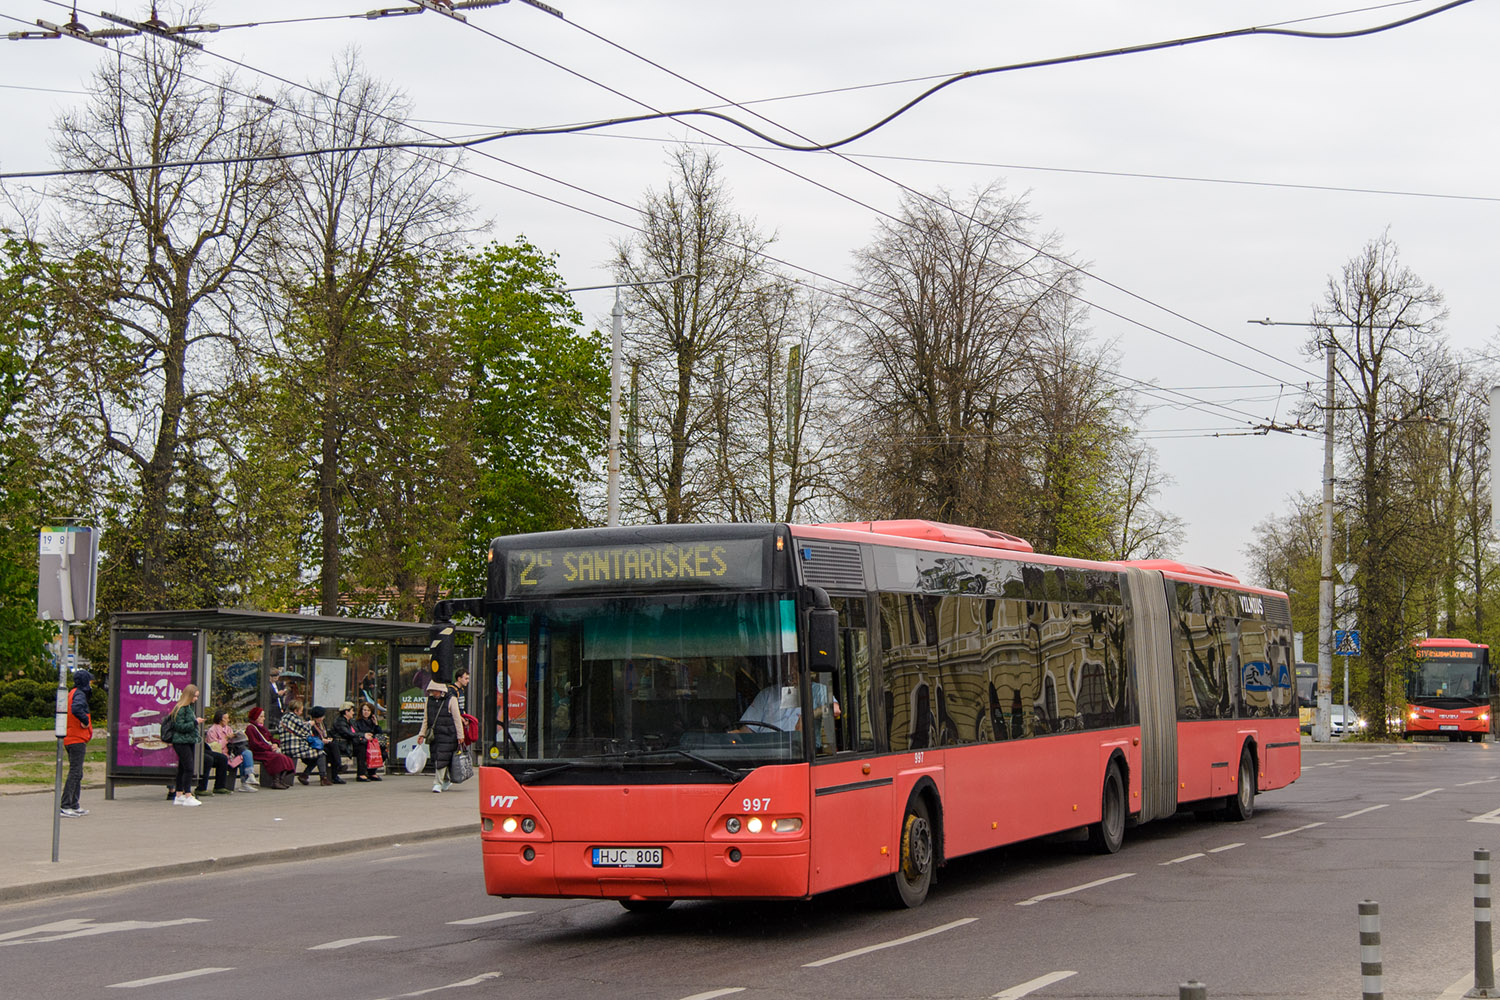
[1360,900,1384,1000]
[1469,849,1495,998]
[1179,981,1208,1000]
[607,288,623,528]
[1315,337,1335,742]
[51,620,69,862]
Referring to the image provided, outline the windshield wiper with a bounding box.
[605,747,746,781]
[513,759,614,784]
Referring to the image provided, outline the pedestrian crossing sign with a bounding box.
[1334,629,1361,656]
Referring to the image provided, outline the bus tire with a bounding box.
[1223,747,1256,822]
[618,899,673,914]
[886,797,935,908]
[1086,763,1125,854]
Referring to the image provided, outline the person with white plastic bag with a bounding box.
[415,680,464,792]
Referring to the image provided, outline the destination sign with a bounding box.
[504,538,766,596]
[1416,648,1484,660]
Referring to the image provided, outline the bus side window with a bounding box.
[830,597,873,754]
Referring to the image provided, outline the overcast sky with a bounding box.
[3,0,1495,583]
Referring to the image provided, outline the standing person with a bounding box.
[353,701,384,782]
[415,680,464,793]
[269,668,288,725]
[245,707,294,788]
[60,668,94,818]
[277,700,330,786]
[162,684,204,806]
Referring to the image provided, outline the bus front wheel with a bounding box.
[886,797,934,908]
[1086,764,1125,854]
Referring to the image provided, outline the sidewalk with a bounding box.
[0,768,479,904]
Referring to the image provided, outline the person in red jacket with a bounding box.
[61,668,93,817]
[245,707,295,789]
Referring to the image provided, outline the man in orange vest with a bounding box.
[61,668,94,818]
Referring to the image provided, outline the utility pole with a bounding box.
[1250,319,1356,743]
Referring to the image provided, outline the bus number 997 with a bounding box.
[743,797,771,812]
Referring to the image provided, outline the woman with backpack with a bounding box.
[162,685,204,807]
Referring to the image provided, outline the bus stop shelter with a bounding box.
[105,608,480,798]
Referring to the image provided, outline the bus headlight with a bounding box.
[771,818,802,833]
[726,817,741,834]
[502,817,518,833]
[1409,710,1420,721]
[747,816,763,834]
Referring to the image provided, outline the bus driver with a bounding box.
[736,656,840,734]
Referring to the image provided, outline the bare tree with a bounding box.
[47,37,282,609]
[1312,231,1449,734]
[614,148,775,523]
[266,55,469,616]
[840,184,1077,531]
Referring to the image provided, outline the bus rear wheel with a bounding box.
[1087,764,1125,854]
[886,797,934,908]
[618,899,673,914]
[1223,747,1256,822]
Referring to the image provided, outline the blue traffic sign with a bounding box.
[1334,629,1361,656]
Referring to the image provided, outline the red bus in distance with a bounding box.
[474,520,1301,909]
[1406,637,1492,741]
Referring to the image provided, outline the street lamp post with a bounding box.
[545,274,693,527]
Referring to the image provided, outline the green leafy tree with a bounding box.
[447,239,608,589]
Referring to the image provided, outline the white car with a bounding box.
[1330,704,1366,736]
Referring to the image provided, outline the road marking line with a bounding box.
[1402,788,1442,801]
[371,854,431,864]
[310,936,398,950]
[446,911,532,926]
[1338,805,1390,820]
[1471,806,1500,825]
[1457,778,1499,786]
[0,918,207,947]
[1262,822,1325,840]
[679,990,746,1000]
[993,970,1078,999]
[802,918,978,967]
[1160,853,1204,866]
[109,968,233,989]
[1208,843,1244,853]
[1015,873,1135,907]
[368,971,502,1000]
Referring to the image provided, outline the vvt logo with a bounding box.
[489,795,518,809]
[127,678,182,707]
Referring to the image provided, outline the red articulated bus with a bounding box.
[1405,638,1492,741]
[473,520,1301,910]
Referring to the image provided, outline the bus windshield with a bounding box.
[496,592,808,771]
[1409,658,1489,702]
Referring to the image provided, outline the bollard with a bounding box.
[1179,981,1207,1000]
[1360,900,1383,1000]
[1469,849,1495,999]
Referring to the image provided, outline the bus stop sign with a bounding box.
[1334,629,1361,656]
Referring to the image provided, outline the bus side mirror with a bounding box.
[807,607,838,672]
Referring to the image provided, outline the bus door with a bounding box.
[811,595,892,892]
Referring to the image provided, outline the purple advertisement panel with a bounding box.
[114,633,197,770]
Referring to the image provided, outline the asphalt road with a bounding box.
[3,740,1497,1000]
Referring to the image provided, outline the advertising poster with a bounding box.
[498,642,528,743]
[394,649,429,762]
[113,631,197,772]
[313,657,347,710]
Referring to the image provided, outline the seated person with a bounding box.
[198,709,241,795]
[246,707,294,788]
[277,699,331,786]
[736,657,840,736]
[309,706,346,784]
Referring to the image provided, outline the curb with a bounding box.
[0,823,474,905]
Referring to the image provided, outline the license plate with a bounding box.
[1440,724,1459,731]
[592,847,662,868]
